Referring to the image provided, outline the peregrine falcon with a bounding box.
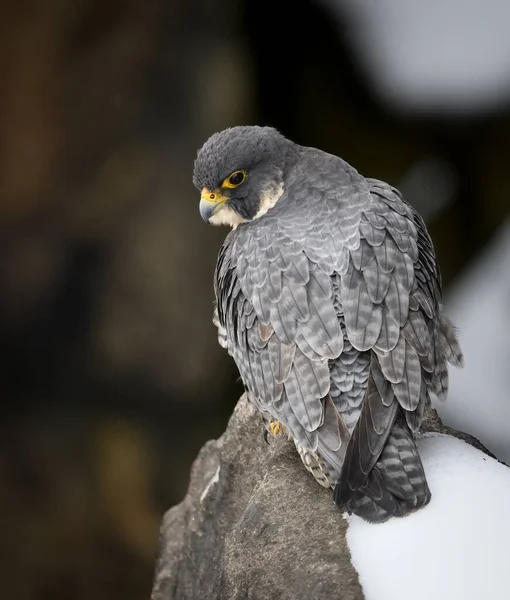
[193,126,463,523]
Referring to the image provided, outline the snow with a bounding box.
[440,220,510,464]
[346,434,510,600]
[323,0,510,114]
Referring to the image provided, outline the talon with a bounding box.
[269,420,282,435]
[263,429,270,445]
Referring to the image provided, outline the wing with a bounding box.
[215,167,443,497]
[336,178,443,496]
[213,187,360,467]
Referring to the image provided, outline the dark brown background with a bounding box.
[0,1,509,598]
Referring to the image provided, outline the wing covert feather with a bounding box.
[213,169,446,504]
[338,179,444,494]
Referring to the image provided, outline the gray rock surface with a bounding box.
[152,395,495,600]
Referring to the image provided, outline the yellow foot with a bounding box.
[269,420,283,435]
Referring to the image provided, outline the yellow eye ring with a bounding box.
[222,170,246,189]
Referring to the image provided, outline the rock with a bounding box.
[421,406,499,460]
[151,395,494,600]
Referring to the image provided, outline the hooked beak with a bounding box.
[199,188,227,223]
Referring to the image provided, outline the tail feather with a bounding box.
[335,357,398,500]
[335,418,430,523]
[432,363,449,402]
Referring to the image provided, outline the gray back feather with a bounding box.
[213,148,462,491]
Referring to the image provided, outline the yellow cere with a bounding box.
[201,188,226,204]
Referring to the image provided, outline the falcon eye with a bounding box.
[229,171,244,186]
[223,170,246,188]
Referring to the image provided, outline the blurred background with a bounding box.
[1,0,509,598]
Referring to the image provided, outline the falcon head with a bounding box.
[193,126,299,227]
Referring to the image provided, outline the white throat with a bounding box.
[209,183,284,229]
